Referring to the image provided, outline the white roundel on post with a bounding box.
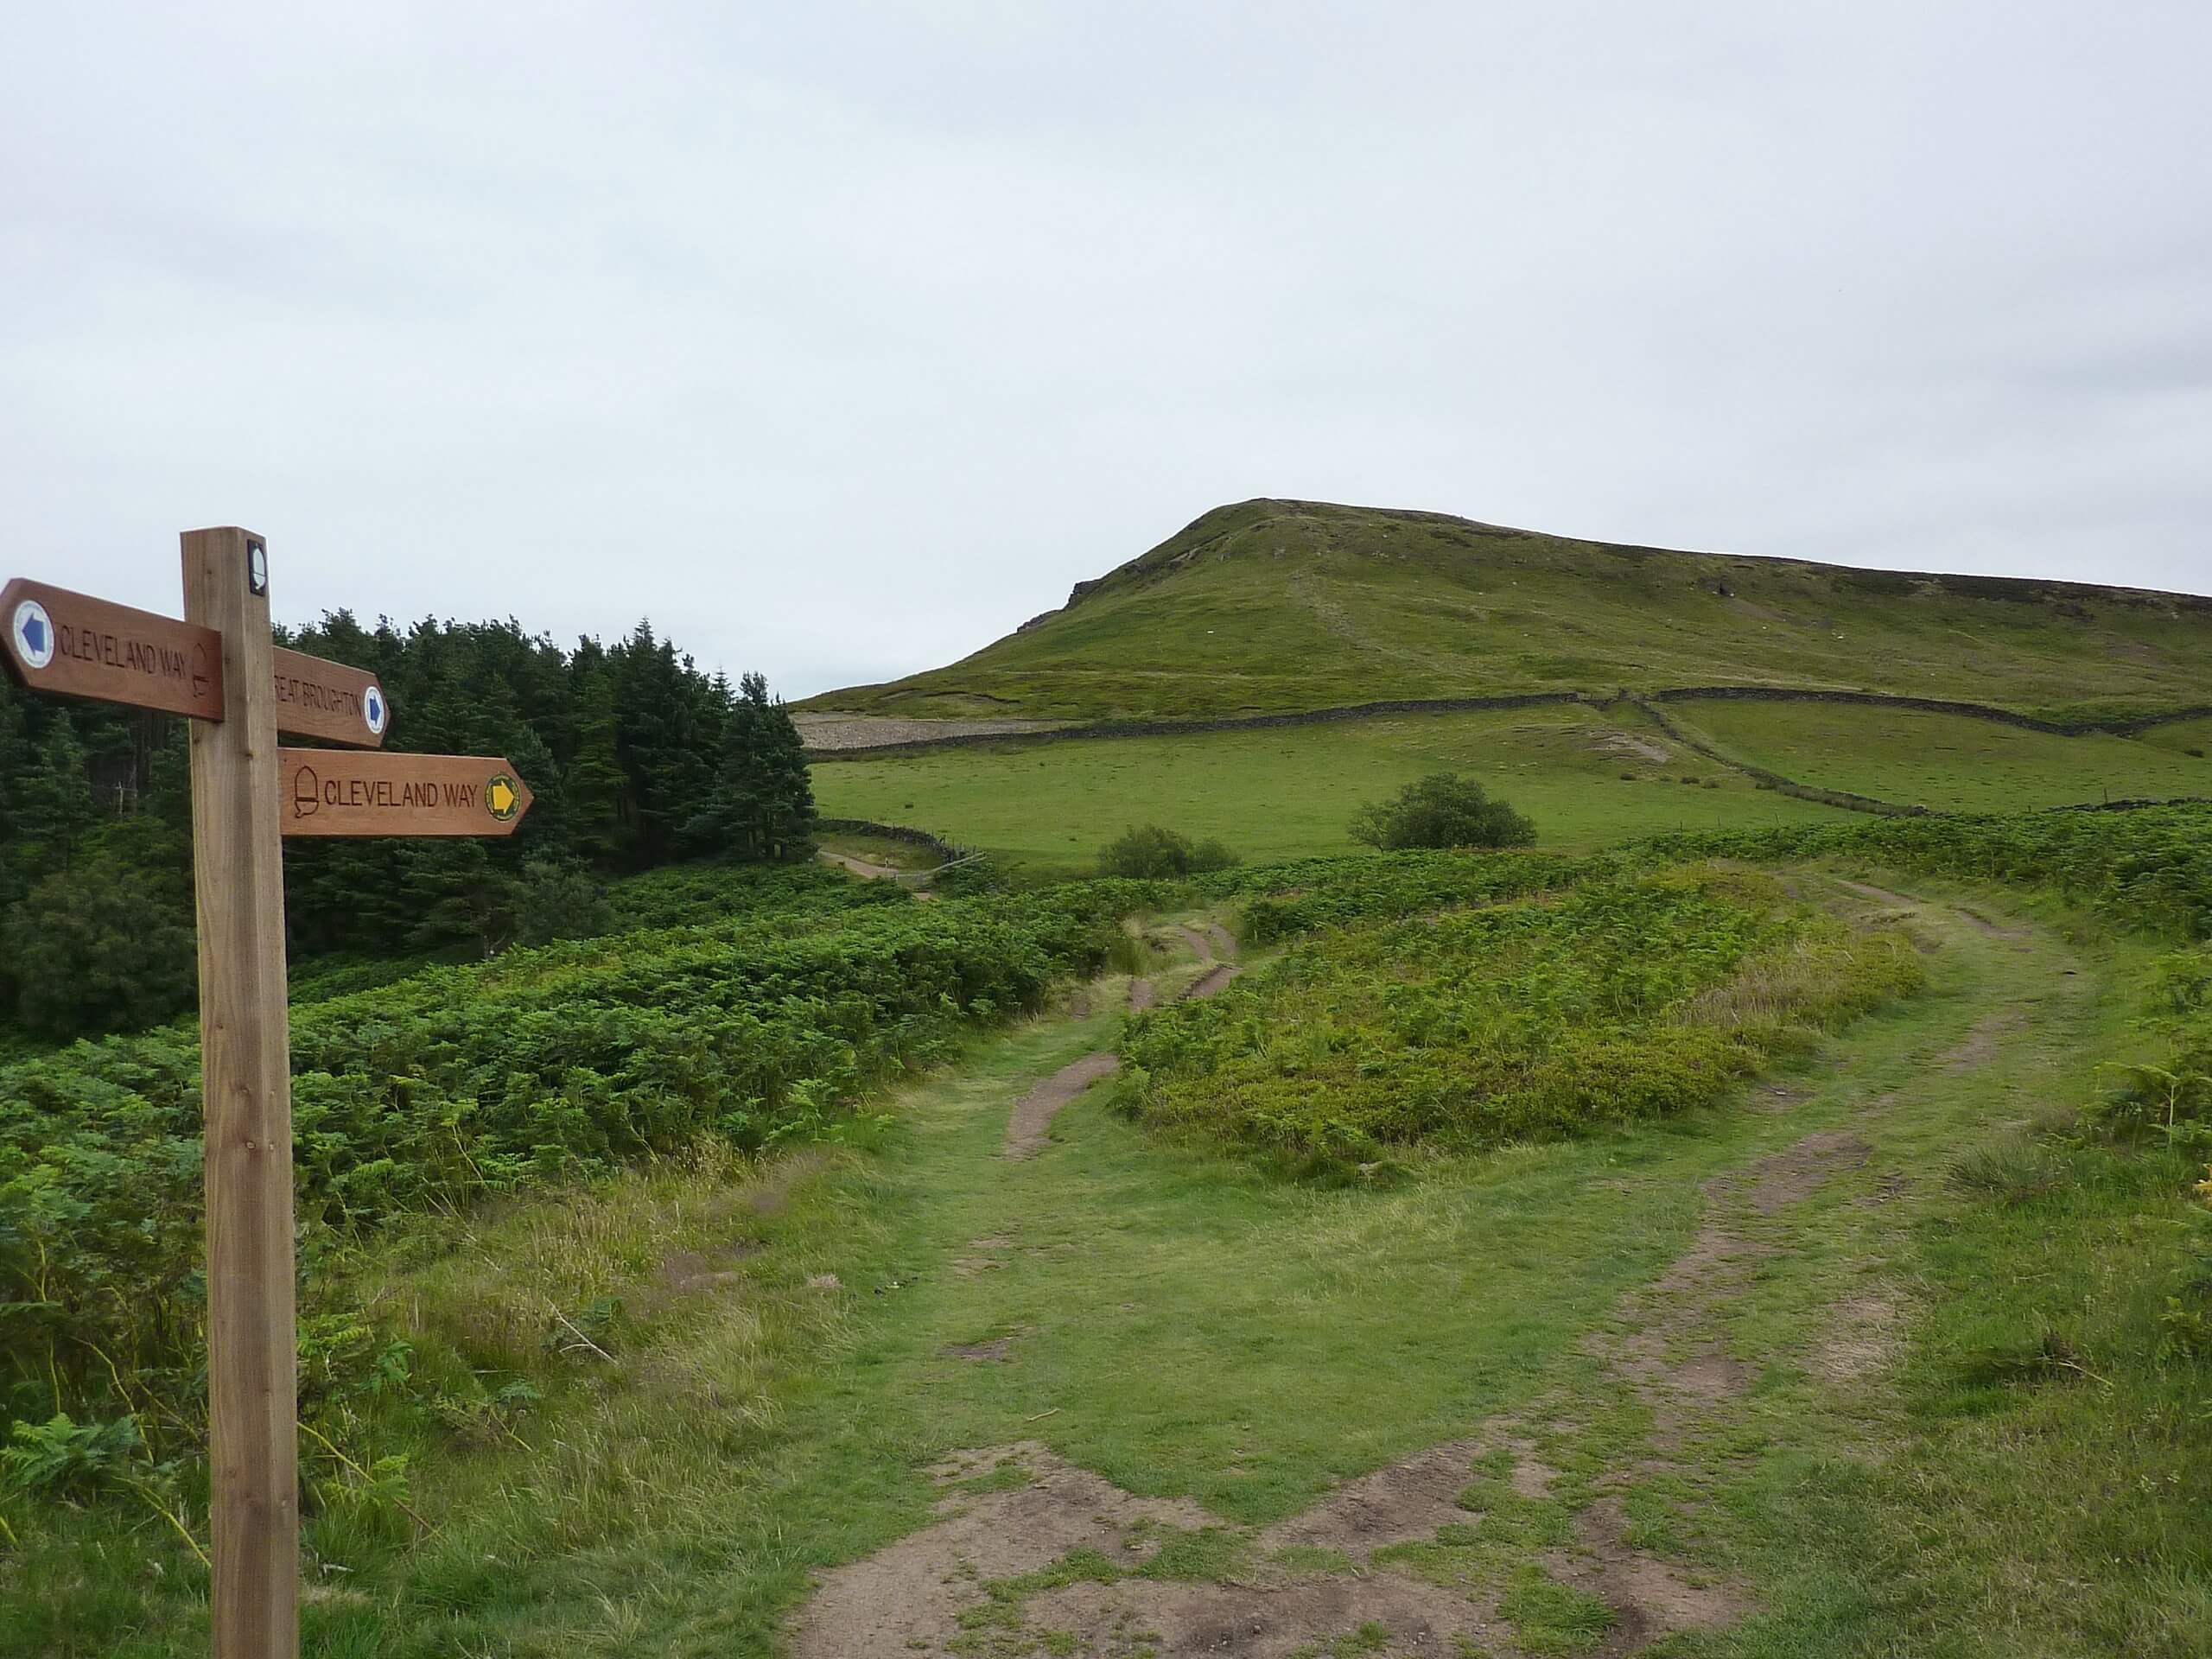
[11,600,54,671]
[363,683,389,738]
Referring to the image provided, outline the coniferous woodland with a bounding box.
[0,613,817,1041]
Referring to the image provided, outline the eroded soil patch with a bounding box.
[1001,925,1238,1158]
[1261,1437,1491,1556]
[1027,1573,1500,1658]
[791,1440,1505,1657]
[1003,1053,1123,1160]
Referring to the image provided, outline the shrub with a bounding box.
[1191,838,1240,874]
[516,858,614,945]
[1117,869,1922,1173]
[1098,825,1238,879]
[1349,773,1536,852]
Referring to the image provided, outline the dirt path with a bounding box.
[1001,925,1237,1160]
[1834,876,2027,939]
[1001,1053,1122,1160]
[819,848,903,880]
[790,883,2065,1658]
[1173,922,1243,1001]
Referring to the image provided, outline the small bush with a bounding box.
[1348,773,1535,852]
[1098,825,1238,879]
[1190,838,1240,874]
[517,859,614,946]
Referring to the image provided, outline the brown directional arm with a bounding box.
[2,576,391,746]
[276,749,533,836]
[1,575,226,718]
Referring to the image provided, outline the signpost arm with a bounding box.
[183,527,299,1659]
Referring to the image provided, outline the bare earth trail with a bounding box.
[771,881,2088,1658]
[1004,926,1241,1160]
[818,849,905,880]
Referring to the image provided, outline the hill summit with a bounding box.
[809,499,2212,723]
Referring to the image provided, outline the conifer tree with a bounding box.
[683,673,817,861]
[0,606,792,1035]
[13,715,99,874]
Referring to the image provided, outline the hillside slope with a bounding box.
[808,499,2212,722]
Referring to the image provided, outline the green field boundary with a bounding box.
[1649,685,2212,735]
[1628,696,1929,818]
[815,817,974,862]
[806,687,2212,760]
[807,691,1586,756]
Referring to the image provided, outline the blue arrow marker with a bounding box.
[20,614,45,658]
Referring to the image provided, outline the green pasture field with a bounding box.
[810,704,1850,874]
[812,829,942,873]
[1670,698,2212,812]
[2139,714,2212,759]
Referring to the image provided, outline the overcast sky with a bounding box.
[5,3,2208,698]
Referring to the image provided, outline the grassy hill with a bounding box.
[807,499,2212,723]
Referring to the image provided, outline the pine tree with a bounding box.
[563,664,629,866]
[13,714,99,875]
[683,674,817,861]
[755,677,817,861]
[0,683,30,851]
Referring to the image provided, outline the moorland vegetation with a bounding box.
[6,802,2210,1603]
[1119,868,1918,1173]
[0,872,1147,1508]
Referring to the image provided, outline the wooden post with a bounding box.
[182,527,298,1659]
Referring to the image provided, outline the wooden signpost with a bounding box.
[3,530,533,1659]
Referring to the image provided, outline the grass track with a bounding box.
[99,883,2194,1656]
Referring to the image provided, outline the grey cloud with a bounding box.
[2,2,2206,699]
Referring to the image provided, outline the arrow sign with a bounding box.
[276,749,533,837]
[2,576,225,719]
[270,647,391,748]
[2,577,391,749]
